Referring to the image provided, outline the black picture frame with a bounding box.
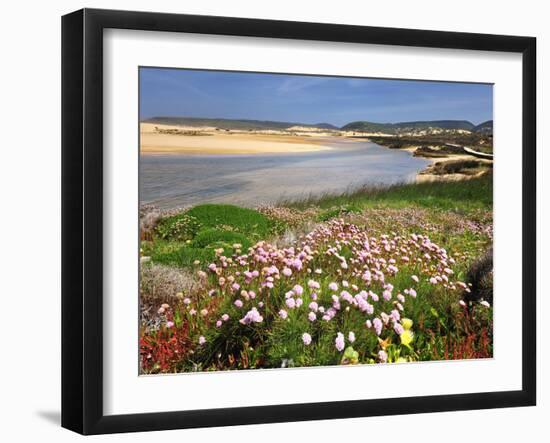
[62,8,536,435]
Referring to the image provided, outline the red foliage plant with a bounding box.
[140,323,192,373]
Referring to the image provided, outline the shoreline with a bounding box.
[366,142,493,183]
[413,150,493,182]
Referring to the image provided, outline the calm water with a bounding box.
[140,139,430,209]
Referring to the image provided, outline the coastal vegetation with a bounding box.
[341,119,476,133]
[367,134,493,154]
[139,176,493,373]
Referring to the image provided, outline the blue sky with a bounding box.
[139,67,493,127]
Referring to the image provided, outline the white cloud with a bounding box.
[277,76,330,93]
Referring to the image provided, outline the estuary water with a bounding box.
[139,139,430,210]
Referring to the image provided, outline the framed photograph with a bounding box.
[62,8,536,435]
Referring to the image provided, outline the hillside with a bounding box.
[472,120,493,134]
[341,120,475,133]
[144,116,339,131]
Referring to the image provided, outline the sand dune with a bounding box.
[140,123,333,155]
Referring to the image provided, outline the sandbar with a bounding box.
[140,123,333,155]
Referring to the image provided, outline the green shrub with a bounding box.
[186,204,274,238]
[155,214,201,241]
[192,229,252,249]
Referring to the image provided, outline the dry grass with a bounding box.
[140,263,199,305]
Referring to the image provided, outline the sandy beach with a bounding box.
[140,123,333,155]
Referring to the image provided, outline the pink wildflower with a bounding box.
[239,307,264,325]
[390,309,401,322]
[302,333,312,346]
[335,332,345,352]
[285,298,296,309]
[373,318,383,336]
[308,279,320,290]
[394,323,405,335]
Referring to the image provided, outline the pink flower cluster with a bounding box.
[180,219,466,360]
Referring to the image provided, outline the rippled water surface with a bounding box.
[140,140,430,209]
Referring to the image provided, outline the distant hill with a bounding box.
[314,122,340,130]
[143,116,339,131]
[341,121,391,133]
[472,120,493,134]
[341,120,475,133]
[144,116,487,135]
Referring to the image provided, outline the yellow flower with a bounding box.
[402,318,413,330]
[400,329,414,348]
